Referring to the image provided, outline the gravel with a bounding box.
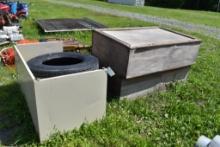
[46,0,220,40]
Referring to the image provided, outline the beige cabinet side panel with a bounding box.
[34,70,107,141]
[15,47,40,134]
[16,41,63,62]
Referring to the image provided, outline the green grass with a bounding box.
[63,0,220,28]
[23,0,154,41]
[0,0,220,146]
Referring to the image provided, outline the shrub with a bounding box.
[147,0,186,8]
[146,0,219,11]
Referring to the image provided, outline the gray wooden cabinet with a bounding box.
[92,27,201,99]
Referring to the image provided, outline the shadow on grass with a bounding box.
[0,82,38,146]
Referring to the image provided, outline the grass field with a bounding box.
[64,0,220,28]
[0,0,220,146]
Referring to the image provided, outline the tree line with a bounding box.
[145,0,220,11]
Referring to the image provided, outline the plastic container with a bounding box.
[0,3,10,13]
[9,2,17,14]
[18,3,28,16]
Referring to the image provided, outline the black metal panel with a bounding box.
[37,18,106,33]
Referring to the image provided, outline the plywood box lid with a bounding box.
[100,27,201,49]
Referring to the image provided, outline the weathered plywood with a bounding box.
[126,44,200,78]
[92,27,201,79]
[108,67,189,100]
[92,31,129,77]
[103,28,194,48]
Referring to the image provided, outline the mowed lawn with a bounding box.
[64,0,220,28]
[0,0,220,146]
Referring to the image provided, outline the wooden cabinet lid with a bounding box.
[101,27,200,49]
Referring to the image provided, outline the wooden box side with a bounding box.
[92,31,130,78]
[116,67,189,99]
[126,43,200,79]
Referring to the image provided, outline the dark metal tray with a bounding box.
[37,18,106,33]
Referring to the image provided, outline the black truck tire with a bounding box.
[27,52,99,78]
